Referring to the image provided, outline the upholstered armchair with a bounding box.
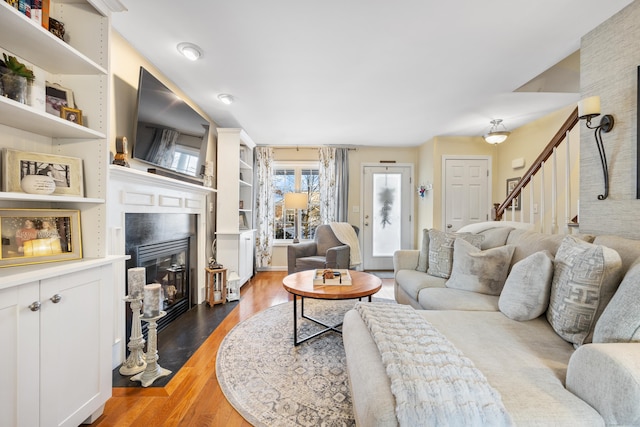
[287,224,358,274]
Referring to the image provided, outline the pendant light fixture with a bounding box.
[483,119,511,144]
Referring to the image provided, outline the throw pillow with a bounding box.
[445,238,515,295]
[427,229,484,279]
[593,259,640,343]
[416,228,430,272]
[478,227,514,250]
[546,236,622,347]
[499,250,554,321]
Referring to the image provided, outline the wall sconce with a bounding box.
[578,96,615,200]
[284,192,308,243]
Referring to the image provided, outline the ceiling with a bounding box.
[111,0,633,147]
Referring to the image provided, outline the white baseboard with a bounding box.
[256,266,288,272]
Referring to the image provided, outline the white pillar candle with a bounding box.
[143,283,162,318]
[578,96,600,118]
[128,267,146,299]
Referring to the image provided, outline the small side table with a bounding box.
[205,267,227,306]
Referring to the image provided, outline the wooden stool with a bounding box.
[205,267,227,306]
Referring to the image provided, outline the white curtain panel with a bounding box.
[319,146,337,224]
[254,146,274,268]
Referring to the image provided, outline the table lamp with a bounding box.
[284,192,308,243]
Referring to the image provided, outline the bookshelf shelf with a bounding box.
[0,2,106,75]
[0,96,105,138]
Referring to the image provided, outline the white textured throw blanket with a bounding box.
[354,303,513,427]
[329,222,362,267]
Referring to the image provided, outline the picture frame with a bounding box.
[239,211,248,229]
[2,149,85,197]
[45,82,74,117]
[506,177,522,210]
[0,208,82,268]
[61,106,83,125]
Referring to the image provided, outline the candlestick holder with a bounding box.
[130,311,171,387]
[119,296,147,375]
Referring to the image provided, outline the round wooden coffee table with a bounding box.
[282,270,382,345]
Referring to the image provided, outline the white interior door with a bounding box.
[443,157,491,231]
[362,165,413,270]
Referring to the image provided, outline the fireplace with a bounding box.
[125,213,197,336]
[108,165,212,369]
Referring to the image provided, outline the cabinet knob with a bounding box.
[50,294,62,304]
[29,301,41,312]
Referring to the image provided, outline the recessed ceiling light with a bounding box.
[177,42,202,61]
[217,94,234,105]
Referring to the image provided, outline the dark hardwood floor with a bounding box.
[94,271,393,426]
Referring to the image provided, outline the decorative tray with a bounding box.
[313,269,352,286]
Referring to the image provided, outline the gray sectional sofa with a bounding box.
[343,224,640,426]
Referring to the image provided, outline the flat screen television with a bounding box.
[132,67,209,180]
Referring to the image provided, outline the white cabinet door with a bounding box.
[239,230,254,284]
[39,266,113,427]
[0,283,40,427]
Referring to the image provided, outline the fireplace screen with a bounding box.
[134,237,191,331]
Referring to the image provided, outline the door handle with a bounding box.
[364,222,369,226]
[447,224,453,229]
[29,301,41,312]
[50,294,62,303]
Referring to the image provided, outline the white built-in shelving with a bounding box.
[0,1,126,426]
[216,128,256,286]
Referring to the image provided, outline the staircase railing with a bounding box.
[494,107,580,234]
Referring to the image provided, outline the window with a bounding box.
[273,161,320,241]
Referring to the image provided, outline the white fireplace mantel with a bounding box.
[107,165,215,368]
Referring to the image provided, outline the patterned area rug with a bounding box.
[216,299,364,426]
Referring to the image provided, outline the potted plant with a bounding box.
[0,53,35,104]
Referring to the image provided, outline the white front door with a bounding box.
[362,165,413,270]
[443,156,491,231]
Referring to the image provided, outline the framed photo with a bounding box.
[239,211,248,229]
[61,106,83,125]
[2,149,84,197]
[45,82,74,117]
[506,177,521,210]
[0,209,82,267]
